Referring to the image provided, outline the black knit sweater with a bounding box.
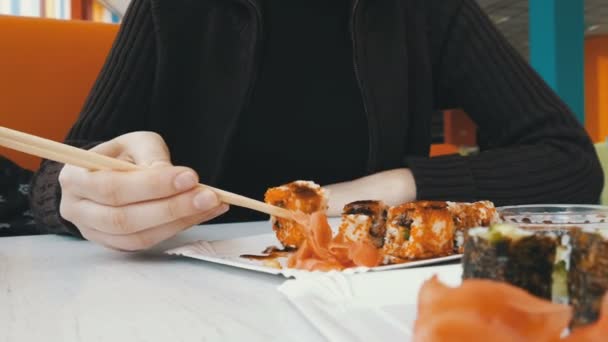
[220,0,369,222]
[29,0,603,235]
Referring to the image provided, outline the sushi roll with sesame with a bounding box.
[264,181,328,249]
[448,201,500,253]
[337,200,388,248]
[382,202,456,263]
[568,228,608,327]
[462,224,558,300]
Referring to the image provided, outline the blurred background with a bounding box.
[0,0,607,169]
[0,0,123,22]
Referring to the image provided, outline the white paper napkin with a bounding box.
[278,264,462,342]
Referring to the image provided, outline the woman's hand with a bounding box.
[58,132,228,251]
[324,169,417,216]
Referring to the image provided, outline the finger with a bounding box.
[69,188,221,234]
[79,204,230,251]
[114,132,171,167]
[89,133,171,168]
[59,164,201,206]
[59,189,82,225]
[88,139,124,159]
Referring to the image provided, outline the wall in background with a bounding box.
[585,35,608,143]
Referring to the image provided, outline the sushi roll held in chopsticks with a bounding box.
[382,202,456,262]
[264,181,328,249]
[337,200,388,248]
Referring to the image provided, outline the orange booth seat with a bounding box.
[585,34,608,143]
[0,15,118,170]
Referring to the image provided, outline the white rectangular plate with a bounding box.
[278,264,463,341]
[166,231,461,278]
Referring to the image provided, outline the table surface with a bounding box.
[0,221,325,342]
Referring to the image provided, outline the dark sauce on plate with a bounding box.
[240,246,296,261]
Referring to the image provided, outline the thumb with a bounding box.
[119,132,172,167]
[93,132,172,168]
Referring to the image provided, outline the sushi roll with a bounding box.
[382,202,455,263]
[550,231,572,305]
[462,224,558,300]
[448,201,500,253]
[568,228,608,327]
[463,223,608,328]
[337,200,388,248]
[264,181,328,249]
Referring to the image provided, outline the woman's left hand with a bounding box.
[324,168,417,216]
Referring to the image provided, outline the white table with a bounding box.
[0,221,325,342]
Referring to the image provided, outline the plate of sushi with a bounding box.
[278,211,608,341]
[166,180,499,277]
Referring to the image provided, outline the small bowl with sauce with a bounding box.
[497,204,608,231]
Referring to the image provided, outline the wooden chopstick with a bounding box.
[0,126,294,220]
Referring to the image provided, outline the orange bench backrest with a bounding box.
[0,15,118,170]
[585,35,608,143]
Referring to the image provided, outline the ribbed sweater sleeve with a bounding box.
[408,0,603,206]
[29,0,157,235]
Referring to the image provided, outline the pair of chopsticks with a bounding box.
[0,126,294,220]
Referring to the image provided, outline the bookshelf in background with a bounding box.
[41,0,72,19]
[0,0,43,17]
[92,0,119,23]
[0,0,120,23]
[76,0,120,22]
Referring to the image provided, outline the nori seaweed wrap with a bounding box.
[463,222,608,328]
[462,224,558,300]
[568,228,608,327]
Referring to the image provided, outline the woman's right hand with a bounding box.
[58,132,228,251]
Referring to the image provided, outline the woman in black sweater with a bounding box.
[29,0,602,251]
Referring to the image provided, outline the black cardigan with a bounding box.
[30,0,603,235]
